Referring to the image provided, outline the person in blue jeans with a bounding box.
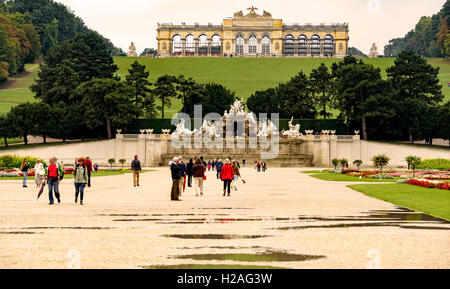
[74,157,88,205]
[45,157,62,205]
[20,159,30,188]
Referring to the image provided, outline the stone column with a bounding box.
[329,134,337,163]
[207,39,212,56]
[320,135,330,166]
[320,40,324,57]
[351,134,361,164]
[115,134,123,165]
[195,40,199,56]
[307,41,311,57]
[181,39,186,56]
[244,39,248,55]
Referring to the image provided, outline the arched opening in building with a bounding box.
[283,34,295,56]
[324,35,334,56]
[198,34,208,55]
[211,34,222,54]
[262,34,270,55]
[185,34,195,55]
[248,34,257,54]
[311,35,321,56]
[235,34,244,55]
[172,34,182,55]
[298,34,307,56]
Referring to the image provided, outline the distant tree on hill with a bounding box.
[140,48,157,57]
[126,60,154,118]
[309,63,334,119]
[348,47,367,57]
[32,31,118,104]
[384,0,449,57]
[199,83,235,117]
[153,75,177,119]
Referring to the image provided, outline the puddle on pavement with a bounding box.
[10,227,114,230]
[163,234,271,240]
[173,251,325,262]
[144,264,287,269]
[0,231,41,234]
[178,246,269,250]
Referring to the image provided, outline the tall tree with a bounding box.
[125,60,153,117]
[76,79,140,139]
[309,63,334,119]
[176,74,198,114]
[6,102,39,145]
[280,71,317,119]
[0,115,13,147]
[32,31,118,104]
[386,51,443,143]
[200,83,235,117]
[153,75,177,119]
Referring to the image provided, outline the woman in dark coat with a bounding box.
[186,159,194,187]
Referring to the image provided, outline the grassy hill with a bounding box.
[1,57,449,117]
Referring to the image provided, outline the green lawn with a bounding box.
[301,170,323,174]
[348,183,450,220]
[309,173,401,182]
[0,169,154,181]
[1,57,449,117]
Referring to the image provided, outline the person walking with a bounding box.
[207,161,212,171]
[221,159,234,197]
[256,161,261,172]
[232,160,242,191]
[20,158,30,188]
[242,159,246,168]
[74,157,88,205]
[186,159,194,187]
[216,159,223,179]
[131,155,142,187]
[84,157,93,187]
[170,157,182,201]
[212,159,216,171]
[34,159,45,188]
[94,163,98,172]
[193,158,205,196]
[45,157,61,205]
[200,156,207,167]
[178,157,187,195]
[262,161,267,172]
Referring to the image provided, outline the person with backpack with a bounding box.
[74,157,88,205]
[216,159,223,179]
[45,157,62,205]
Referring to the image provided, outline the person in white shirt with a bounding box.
[34,159,45,188]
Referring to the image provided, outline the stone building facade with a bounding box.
[156,7,349,58]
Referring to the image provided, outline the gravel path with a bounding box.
[0,168,448,269]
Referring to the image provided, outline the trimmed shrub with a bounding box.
[0,155,47,169]
[417,159,450,170]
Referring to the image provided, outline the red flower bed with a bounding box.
[407,179,450,190]
[342,169,360,174]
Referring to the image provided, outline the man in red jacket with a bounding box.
[84,157,93,187]
[220,159,234,197]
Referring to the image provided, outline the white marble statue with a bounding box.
[257,120,278,137]
[282,117,302,138]
[172,119,194,136]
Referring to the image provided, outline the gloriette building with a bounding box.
[156,6,349,58]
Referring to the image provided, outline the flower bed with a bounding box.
[407,179,450,190]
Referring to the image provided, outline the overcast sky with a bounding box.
[55,0,446,54]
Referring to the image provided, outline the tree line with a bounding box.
[384,0,450,57]
[0,0,125,84]
[247,52,450,144]
[0,31,236,145]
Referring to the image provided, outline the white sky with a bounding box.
[55,0,446,54]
